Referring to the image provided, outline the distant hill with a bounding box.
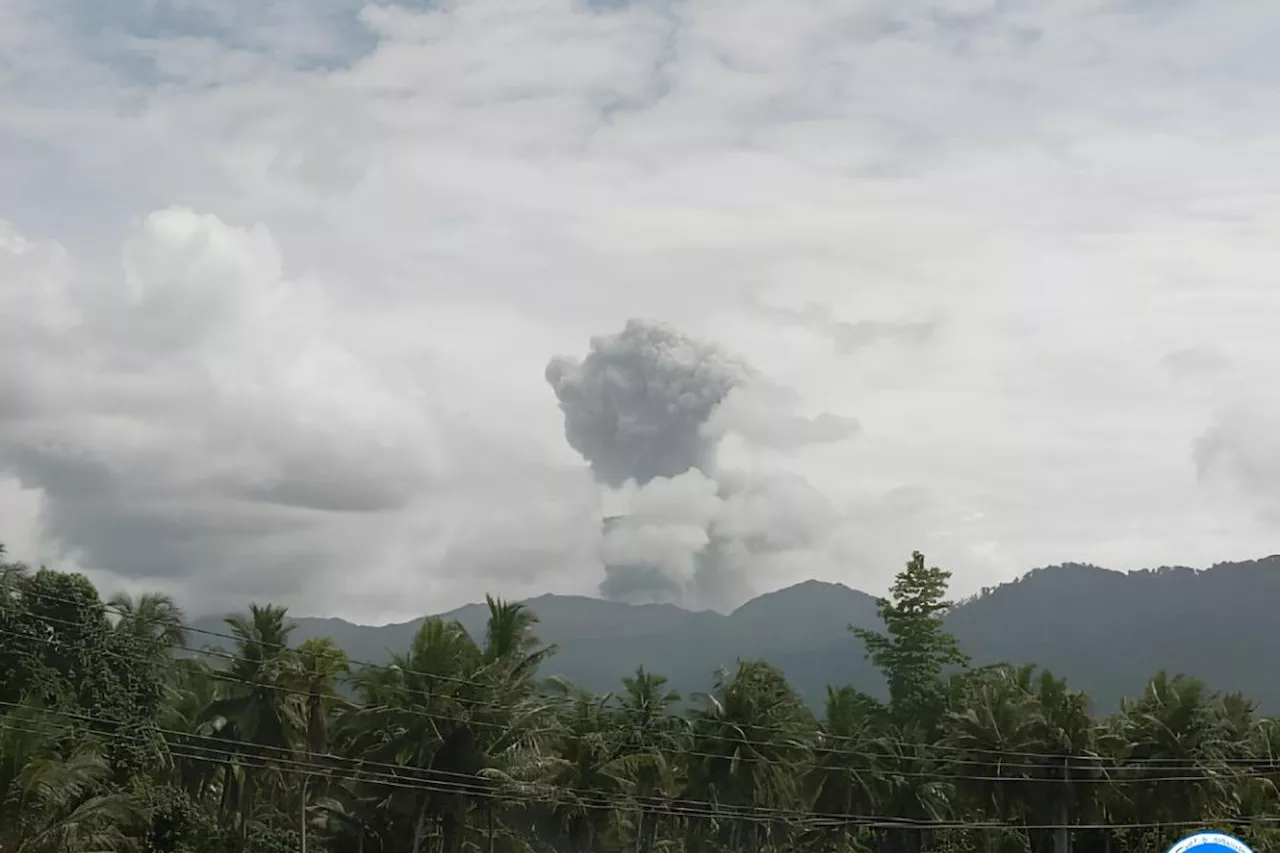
[190,555,1280,712]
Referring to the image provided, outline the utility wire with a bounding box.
[8,584,1280,770]
[3,621,1277,791]
[4,701,1280,833]
[7,620,1271,780]
[0,702,931,829]
[4,684,1268,790]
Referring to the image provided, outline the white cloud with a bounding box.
[2,0,1280,621]
[0,476,46,564]
[0,207,600,619]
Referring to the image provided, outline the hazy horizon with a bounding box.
[175,554,1280,626]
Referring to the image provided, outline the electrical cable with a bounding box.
[7,584,1280,773]
[4,702,1279,833]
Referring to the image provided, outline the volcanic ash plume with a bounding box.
[544,319,752,488]
[546,318,857,611]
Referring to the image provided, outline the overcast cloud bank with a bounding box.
[1,0,1279,622]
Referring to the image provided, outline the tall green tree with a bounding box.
[808,685,887,852]
[109,592,187,650]
[852,551,969,733]
[0,706,143,853]
[614,667,686,853]
[205,603,301,842]
[686,660,818,853]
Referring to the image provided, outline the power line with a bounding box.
[3,620,1277,791]
[0,620,1238,781]
[8,686,1268,790]
[4,701,1280,833]
[0,624,1105,783]
[0,702,924,829]
[7,584,1280,771]
[5,597,1274,776]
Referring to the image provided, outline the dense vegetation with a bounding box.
[1,544,1277,853]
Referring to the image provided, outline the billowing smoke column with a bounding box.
[546,319,858,611]
[545,320,751,487]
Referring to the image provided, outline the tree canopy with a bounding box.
[0,543,1275,853]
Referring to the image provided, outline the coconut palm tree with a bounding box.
[158,658,225,801]
[0,705,143,852]
[944,665,1045,827]
[540,691,632,853]
[109,591,187,649]
[482,595,558,683]
[1108,671,1234,851]
[293,637,350,759]
[808,685,886,852]
[291,637,350,853]
[204,603,301,841]
[869,723,954,853]
[347,616,486,853]
[1026,668,1101,853]
[686,660,818,853]
[614,667,687,853]
[473,596,564,851]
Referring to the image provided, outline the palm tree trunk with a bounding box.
[1053,815,1070,853]
[487,802,495,853]
[643,808,660,853]
[441,810,462,853]
[1053,760,1070,853]
[239,770,256,845]
[217,765,235,828]
[411,797,430,853]
[300,774,309,853]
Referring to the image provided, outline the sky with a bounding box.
[2,0,1279,624]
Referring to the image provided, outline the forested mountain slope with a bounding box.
[192,555,1280,710]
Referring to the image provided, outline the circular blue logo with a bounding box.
[1165,832,1254,853]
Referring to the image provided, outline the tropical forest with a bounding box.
[1,544,1276,853]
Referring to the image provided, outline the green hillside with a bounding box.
[193,555,1280,711]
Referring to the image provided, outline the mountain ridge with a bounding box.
[191,555,1280,711]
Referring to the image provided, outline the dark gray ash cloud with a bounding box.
[547,319,857,610]
[545,318,752,488]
